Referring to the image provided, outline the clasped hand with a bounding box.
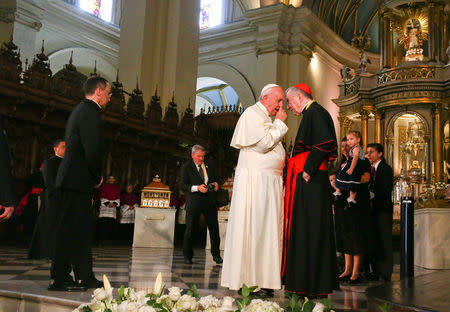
[198,182,218,193]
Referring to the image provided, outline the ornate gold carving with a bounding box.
[343,77,360,96]
[374,90,441,105]
[377,66,435,85]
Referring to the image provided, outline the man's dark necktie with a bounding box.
[198,164,204,183]
[371,166,376,180]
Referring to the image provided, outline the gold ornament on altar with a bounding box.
[141,175,172,209]
[395,8,428,62]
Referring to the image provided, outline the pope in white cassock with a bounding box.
[221,84,288,295]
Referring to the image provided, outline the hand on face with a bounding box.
[275,106,287,122]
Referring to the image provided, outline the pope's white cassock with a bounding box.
[221,101,288,290]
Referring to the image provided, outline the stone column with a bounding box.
[360,110,369,150]
[437,2,446,63]
[379,10,393,68]
[378,10,385,69]
[433,106,442,181]
[119,0,200,113]
[338,116,347,141]
[428,1,437,62]
[375,110,382,144]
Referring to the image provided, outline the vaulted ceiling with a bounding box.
[234,0,444,54]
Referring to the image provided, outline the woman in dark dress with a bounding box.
[334,138,371,284]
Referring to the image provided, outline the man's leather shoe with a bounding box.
[213,256,223,264]
[48,280,87,292]
[184,258,193,264]
[254,289,274,298]
[78,277,103,289]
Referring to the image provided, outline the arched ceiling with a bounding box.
[234,0,444,54]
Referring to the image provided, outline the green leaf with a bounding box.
[118,285,125,298]
[379,302,392,312]
[241,284,250,297]
[319,298,332,310]
[289,294,299,310]
[302,300,314,312]
[187,284,199,298]
[105,309,112,312]
[81,307,92,312]
[242,297,250,307]
[248,286,258,293]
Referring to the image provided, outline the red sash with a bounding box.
[281,152,327,276]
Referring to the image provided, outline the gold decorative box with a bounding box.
[140,176,172,208]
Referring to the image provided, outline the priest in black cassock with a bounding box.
[282,83,338,297]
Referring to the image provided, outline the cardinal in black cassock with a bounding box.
[282,83,338,297]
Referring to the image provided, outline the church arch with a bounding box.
[198,61,256,108]
[48,47,117,82]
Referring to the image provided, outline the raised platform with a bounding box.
[367,270,450,312]
[0,280,86,311]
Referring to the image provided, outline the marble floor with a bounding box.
[0,246,440,311]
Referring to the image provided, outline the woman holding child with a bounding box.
[333,132,371,284]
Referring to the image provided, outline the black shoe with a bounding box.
[308,294,328,299]
[254,289,274,298]
[213,256,223,264]
[184,258,193,264]
[48,280,87,292]
[338,274,351,282]
[78,277,103,289]
[348,277,362,285]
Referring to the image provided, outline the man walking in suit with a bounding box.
[181,145,222,264]
[50,76,110,291]
[367,143,394,282]
[0,116,15,222]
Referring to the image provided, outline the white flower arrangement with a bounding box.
[73,275,333,312]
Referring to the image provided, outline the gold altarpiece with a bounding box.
[333,2,449,183]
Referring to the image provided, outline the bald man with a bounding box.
[221,84,288,297]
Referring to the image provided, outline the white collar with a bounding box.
[373,159,381,170]
[256,101,269,117]
[55,155,63,158]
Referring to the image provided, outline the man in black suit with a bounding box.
[367,143,394,282]
[50,76,110,291]
[29,139,66,260]
[0,116,15,222]
[181,145,222,264]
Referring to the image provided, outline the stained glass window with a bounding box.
[79,0,113,23]
[199,0,222,30]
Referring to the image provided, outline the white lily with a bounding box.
[103,274,113,296]
[153,272,164,295]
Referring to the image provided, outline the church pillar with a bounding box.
[338,116,347,141]
[437,2,446,63]
[379,9,394,69]
[428,1,437,62]
[375,110,382,144]
[433,105,442,181]
[360,110,369,150]
[119,0,200,113]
